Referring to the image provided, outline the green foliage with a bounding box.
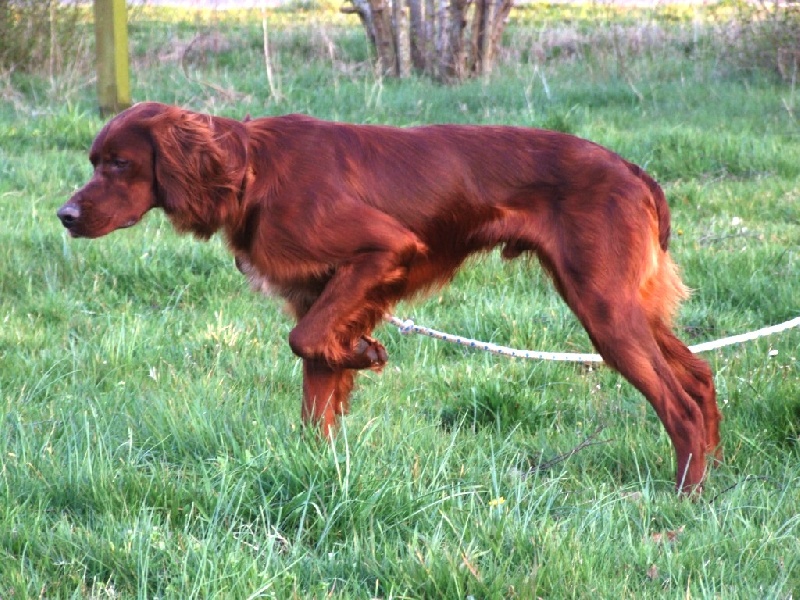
[1,4,799,598]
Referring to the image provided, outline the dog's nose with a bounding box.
[57,203,80,227]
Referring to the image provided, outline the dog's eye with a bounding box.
[110,157,129,170]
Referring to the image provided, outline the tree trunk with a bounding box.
[407,0,425,71]
[370,0,398,75]
[394,0,412,77]
[343,0,513,82]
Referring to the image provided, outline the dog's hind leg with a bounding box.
[639,245,722,463]
[652,321,722,462]
[573,297,708,492]
[521,206,709,491]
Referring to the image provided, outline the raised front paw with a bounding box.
[345,335,388,371]
[289,327,388,371]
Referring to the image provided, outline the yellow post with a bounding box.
[94,0,131,116]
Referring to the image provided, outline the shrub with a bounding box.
[713,0,800,80]
[0,0,85,75]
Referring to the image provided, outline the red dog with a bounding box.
[57,102,721,492]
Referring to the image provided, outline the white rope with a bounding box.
[385,315,800,363]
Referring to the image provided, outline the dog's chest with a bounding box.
[234,254,332,314]
[235,255,275,296]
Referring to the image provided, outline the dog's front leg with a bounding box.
[288,253,400,370]
[285,208,425,435]
[301,358,355,438]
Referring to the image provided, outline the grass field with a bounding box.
[1,3,799,598]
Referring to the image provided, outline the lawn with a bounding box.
[0,2,798,598]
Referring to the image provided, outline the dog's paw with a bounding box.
[341,336,388,371]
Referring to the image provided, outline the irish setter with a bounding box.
[57,102,721,492]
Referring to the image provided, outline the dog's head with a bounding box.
[57,102,247,240]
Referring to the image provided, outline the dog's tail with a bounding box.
[627,161,671,252]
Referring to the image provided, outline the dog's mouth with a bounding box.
[61,221,87,238]
[57,202,142,238]
[60,223,78,238]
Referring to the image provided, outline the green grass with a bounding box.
[1,3,799,598]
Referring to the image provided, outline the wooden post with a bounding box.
[94,0,131,116]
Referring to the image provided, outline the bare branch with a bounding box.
[525,425,612,477]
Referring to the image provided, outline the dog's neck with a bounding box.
[208,115,252,204]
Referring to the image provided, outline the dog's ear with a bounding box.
[148,107,240,238]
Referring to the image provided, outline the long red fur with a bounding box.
[58,102,721,493]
